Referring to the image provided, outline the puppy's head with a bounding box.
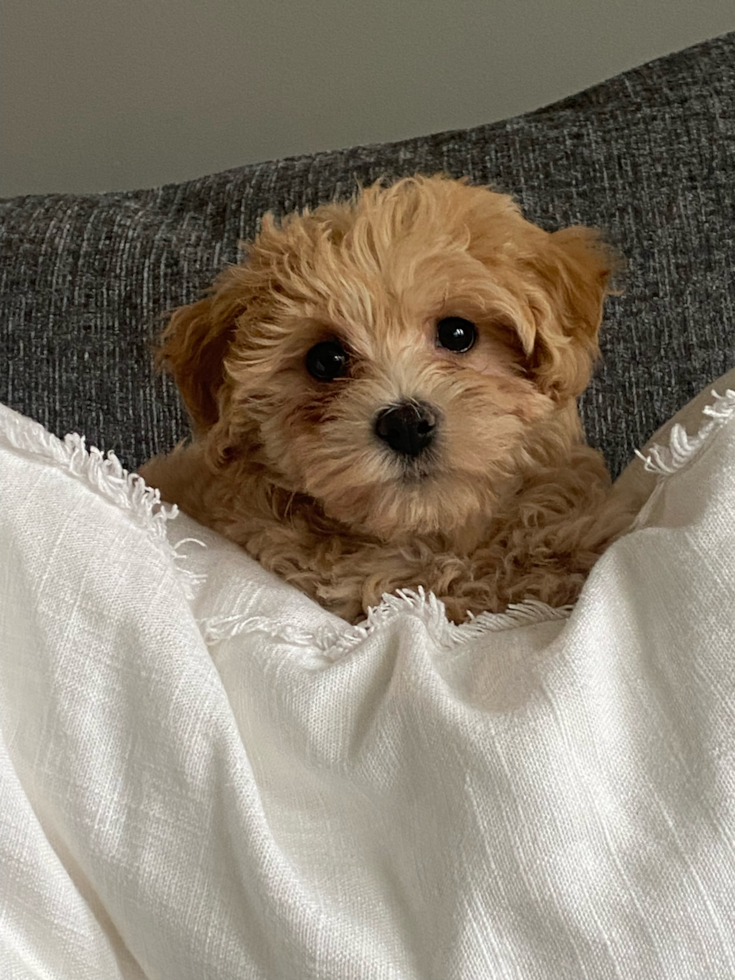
[159,176,615,539]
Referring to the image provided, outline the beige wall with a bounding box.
[2,0,733,197]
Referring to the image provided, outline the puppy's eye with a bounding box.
[305,340,349,381]
[436,317,477,353]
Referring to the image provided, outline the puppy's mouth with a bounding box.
[396,454,436,484]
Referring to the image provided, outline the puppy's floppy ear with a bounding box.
[527,226,618,399]
[156,293,235,434]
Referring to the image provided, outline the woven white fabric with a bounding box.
[1,375,735,980]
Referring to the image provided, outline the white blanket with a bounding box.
[1,374,735,980]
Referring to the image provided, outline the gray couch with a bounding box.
[1,32,733,479]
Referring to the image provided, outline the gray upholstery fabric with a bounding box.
[1,32,733,478]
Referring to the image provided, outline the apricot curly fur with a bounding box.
[140,175,634,624]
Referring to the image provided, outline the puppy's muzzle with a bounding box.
[374,400,437,458]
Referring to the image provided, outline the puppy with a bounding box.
[140,175,633,624]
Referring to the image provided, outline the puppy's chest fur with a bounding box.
[141,442,629,624]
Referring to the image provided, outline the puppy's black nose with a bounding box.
[374,401,436,457]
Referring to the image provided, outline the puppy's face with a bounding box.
[160,177,613,539]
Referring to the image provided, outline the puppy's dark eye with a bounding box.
[305,340,349,381]
[437,317,477,353]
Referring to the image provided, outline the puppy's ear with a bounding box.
[527,226,618,399]
[156,294,235,433]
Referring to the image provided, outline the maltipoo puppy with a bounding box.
[140,175,633,623]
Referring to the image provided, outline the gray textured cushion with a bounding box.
[1,32,734,478]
